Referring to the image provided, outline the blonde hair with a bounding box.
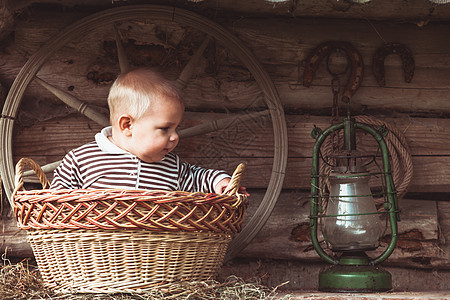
[107,68,182,123]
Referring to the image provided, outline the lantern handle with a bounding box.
[355,122,399,265]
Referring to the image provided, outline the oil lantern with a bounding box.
[309,116,400,292]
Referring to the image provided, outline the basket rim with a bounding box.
[13,188,241,204]
[13,188,247,233]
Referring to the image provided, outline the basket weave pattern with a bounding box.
[28,229,231,293]
[14,189,245,233]
[12,158,247,293]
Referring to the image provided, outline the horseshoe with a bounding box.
[303,41,364,103]
[372,42,415,87]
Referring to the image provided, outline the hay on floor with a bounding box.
[0,257,290,300]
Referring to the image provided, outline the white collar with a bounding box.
[95,126,167,161]
[95,126,130,154]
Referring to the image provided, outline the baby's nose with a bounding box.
[169,132,178,141]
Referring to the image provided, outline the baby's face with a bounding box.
[126,98,184,163]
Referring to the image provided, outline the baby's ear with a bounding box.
[118,115,133,136]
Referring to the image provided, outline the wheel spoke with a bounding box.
[23,160,62,179]
[176,36,210,89]
[34,76,110,127]
[179,110,270,139]
[113,23,130,73]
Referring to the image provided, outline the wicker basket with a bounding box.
[12,158,247,294]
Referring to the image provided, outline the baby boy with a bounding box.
[51,67,240,194]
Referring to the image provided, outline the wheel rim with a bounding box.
[0,5,288,259]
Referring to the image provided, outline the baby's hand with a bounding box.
[215,178,250,197]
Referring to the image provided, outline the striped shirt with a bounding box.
[50,127,230,193]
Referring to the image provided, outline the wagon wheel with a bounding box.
[0,5,288,259]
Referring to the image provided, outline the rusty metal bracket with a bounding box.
[372,42,415,87]
[303,41,364,103]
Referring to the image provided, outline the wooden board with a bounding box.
[11,113,450,192]
[6,0,450,21]
[0,213,31,258]
[0,11,448,121]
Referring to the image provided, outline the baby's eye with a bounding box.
[159,127,169,131]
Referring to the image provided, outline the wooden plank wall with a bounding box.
[1,7,450,269]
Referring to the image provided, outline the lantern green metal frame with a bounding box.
[309,117,400,292]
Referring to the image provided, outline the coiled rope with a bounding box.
[355,115,413,201]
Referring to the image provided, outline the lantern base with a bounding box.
[319,264,392,293]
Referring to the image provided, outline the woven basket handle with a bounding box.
[223,162,246,196]
[13,158,50,195]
